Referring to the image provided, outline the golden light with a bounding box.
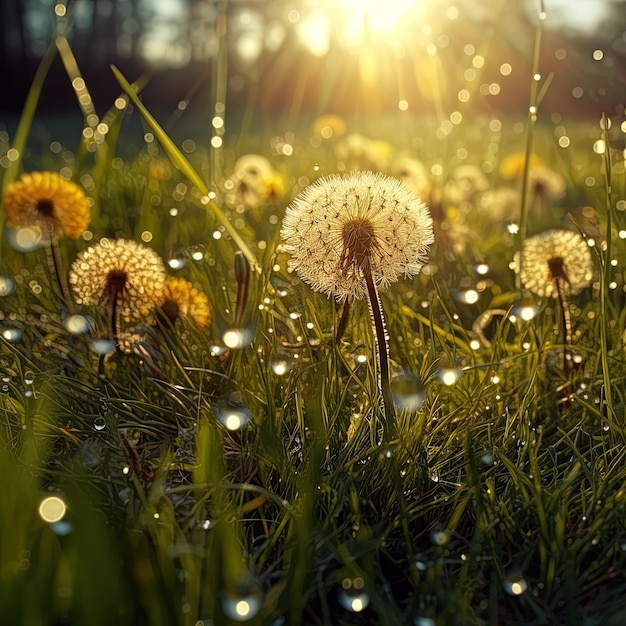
[297,10,330,57]
[339,0,419,43]
[38,496,67,523]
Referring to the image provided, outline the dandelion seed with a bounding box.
[281,171,433,430]
[281,171,433,301]
[226,154,284,210]
[514,230,594,298]
[70,239,165,321]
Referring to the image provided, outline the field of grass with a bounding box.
[1,4,626,625]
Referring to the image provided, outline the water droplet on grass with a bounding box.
[168,253,187,270]
[1,328,23,342]
[6,226,44,251]
[391,374,426,411]
[438,367,461,385]
[221,593,262,621]
[215,392,252,430]
[270,354,294,376]
[93,417,106,431]
[64,314,93,334]
[338,578,369,612]
[0,276,16,296]
[222,326,255,349]
[51,521,73,536]
[503,572,528,596]
[24,371,35,385]
[429,530,448,545]
[91,338,116,355]
[188,244,205,260]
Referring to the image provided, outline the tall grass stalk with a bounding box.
[111,65,261,273]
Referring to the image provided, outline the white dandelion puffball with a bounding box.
[514,229,594,298]
[281,171,434,300]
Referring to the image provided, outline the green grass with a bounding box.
[2,18,626,626]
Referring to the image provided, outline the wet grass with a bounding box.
[2,12,626,626]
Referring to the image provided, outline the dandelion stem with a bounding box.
[47,238,71,305]
[109,292,119,347]
[234,251,250,327]
[554,277,571,372]
[363,268,395,434]
[335,298,351,343]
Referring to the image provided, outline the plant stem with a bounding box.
[363,268,395,437]
[554,277,571,372]
[47,237,71,305]
[335,298,351,343]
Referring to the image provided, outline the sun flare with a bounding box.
[339,0,419,42]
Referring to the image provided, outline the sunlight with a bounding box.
[339,0,420,42]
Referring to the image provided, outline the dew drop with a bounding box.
[378,445,397,460]
[438,367,461,385]
[480,452,494,465]
[503,572,528,596]
[0,276,16,296]
[188,244,206,261]
[429,530,449,545]
[38,496,66,522]
[390,374,426,411]
[24,371,35,385]
[1,328,23,342]
[221,593,262,621]
[209,344,228,357]
[5,226,44,251]
[91,338,116,355]
[51,521,73,536]
[214,392,252,430]
[270,356,293,376]
[221,326,255,349]
[414,618,436,626]
[167,253,188,270]
[93,417,106,431]
[338,578,369,613]
[64,314,93,334]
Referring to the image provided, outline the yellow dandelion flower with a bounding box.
[281,171,434,301]
[514,229,594,298]
[157,277,211,329]
[499,153,543,180]
[69,238,165,321]
[2,171,90,238]
[312,114,347,140]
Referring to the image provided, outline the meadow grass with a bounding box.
[2,17,626,626]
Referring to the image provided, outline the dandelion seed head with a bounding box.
[281,171,434,300]
[2,171,90,239]
[69,238,165,320]
[514,229,594,298]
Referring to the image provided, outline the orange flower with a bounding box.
[157,277,211,329]
[499,153,543,180]
[2,171,90,238]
